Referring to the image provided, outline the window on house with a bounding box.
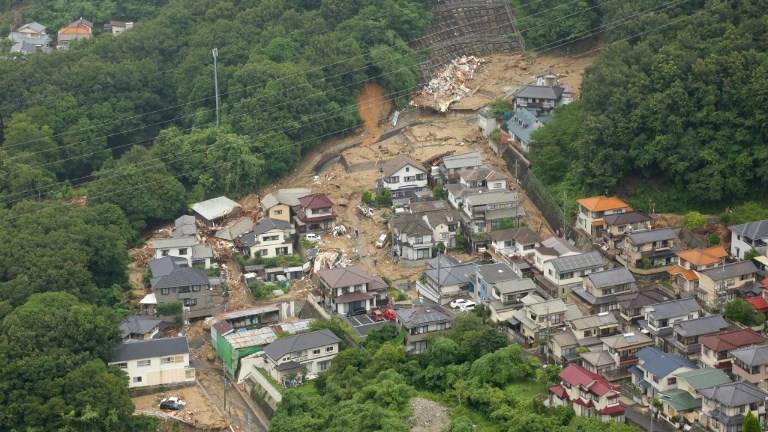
[326,346,334,352]
[162,250,169,257]
[160,288,170,295]
[274,209,283,215]
[133,376,143,383]
[312,349,320,355]
[161,356,174,364]
[115,362,127,369]
[183,298,197,307]
[318,360,331,372]
[178,248,188,255]
[667,377,676,385]
[178,287,190,293]
[137,360,151,367]
[192,286,201,292]
[260,249,268,257]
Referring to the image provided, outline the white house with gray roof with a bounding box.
[390,213,435,260]
[461,189,524,233]
[379,155,428,197]
[439,152,482,183]
[416,257,475,305]
[149,256,214,319]
[696,261,760,309]
[729,220,768,260]
[642,298,702,340]
[487,277,539,323]
[473,262,520,302]
[489,227,542,258]
[395,303,454,354]
[532,237,580,271]
[541,251,606,298]
[513,73,571,113]
[109,337,195,389]
[699,381,768,432]
[732,345,768,391]
[237,218,295,259]
[509,294,582,347]
[152,236,212,269]
[262,329,341,386]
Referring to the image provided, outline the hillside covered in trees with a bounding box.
[0,0,430,429]
[523,0,768,212]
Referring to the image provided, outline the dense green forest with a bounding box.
[271,316,635,432]
[523,0,768,212]
[0,0,430,429]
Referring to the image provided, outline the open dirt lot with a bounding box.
[133,385,227,430]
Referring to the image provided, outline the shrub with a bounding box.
[708,233,721,246]
[361,190,374,205]
[376,189,392,206]
[684,211,706,230]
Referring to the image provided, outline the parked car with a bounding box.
[375,233,387,248]
[459,301,476,312]
[372,308,396,321]
[304,233,321,243]
[160,397,186,411]
[450,299,472,309]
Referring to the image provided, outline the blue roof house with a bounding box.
[506,109,550,153]
[630,347,697,398]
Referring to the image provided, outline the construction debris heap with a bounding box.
[411,56,485,112]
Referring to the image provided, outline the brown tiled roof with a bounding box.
[677,246,727,266]
[700,328,767,352]
[298,193,333,209]
[577,195,630,212]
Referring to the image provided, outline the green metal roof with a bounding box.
[676,368,732,390]
[660,389,701,412]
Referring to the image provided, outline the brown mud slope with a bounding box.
[357,82,392,146]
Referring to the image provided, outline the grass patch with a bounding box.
[505,380,547,403]
[255,367,283,393]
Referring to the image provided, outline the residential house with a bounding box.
[262,329,341,386]
[461,189,524,233]
[438,152,482,183]
[576,196,631,237]
[699,382,768,432]
[696,261,759,310]
[104,20,133,35]
[260,188,311,223]
[473,262,520,301]
[667,315,731,360]
[594,332,654,374]
[379,155,428,198]
[191,196,241,227]
[390,214,434,260]
[416,256,475,305]
[668,246,729,295]
[506,108,550,153]
[621,228,679,269]
[238,218,295,258]
[8,22,52,54]
[315,266,388,315]
[618,288,670,326]
[457,165,507,190]
[699,329,767,372]
[420,207,462,249]
[541,250,606,298]
[294,193,336,233]
[532,236,580,271]
[477,107,497,137]
[119,315,162,342]
[548,364,624,423]
[602,211,652,249]
[151,236,212,269]
[732,345,768,391]
[730,220,768,260]
[57,17,93,49]
[395,303,454,354]
[630,347,696,399]
[509,294,581,347]
[641,298,702,343]
[571,267,638,315]
[487,277,538,323]
[489,227,542,258]
[513,73,572,113]
[658,368,732,424]
[549,329,580,364]
[149,257,213,319]
[214,217,255,243]
[173,215,198,238]
[550,312,620,364]
[109,337,195,389]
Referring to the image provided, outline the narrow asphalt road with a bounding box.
[625,405,675,432]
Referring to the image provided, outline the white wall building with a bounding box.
[109,337,196,389]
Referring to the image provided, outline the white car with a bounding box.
[304,233,321,243]
[459,301,476,312]
[450,299,472,309]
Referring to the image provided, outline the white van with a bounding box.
[375,234,387,248]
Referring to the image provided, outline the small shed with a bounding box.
[191,196,242,227]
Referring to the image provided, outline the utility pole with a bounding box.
[222,367,228,417]
[212,47,220,128]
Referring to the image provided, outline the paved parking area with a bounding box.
[343,315,388,338]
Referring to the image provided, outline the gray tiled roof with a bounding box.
[261,188,311,209]
[119,315,161,338]
[550,251,604,273]
[488,227,542,244]
[515,84,565,100]
[732,345,768,367]
[569,312,618,330]
[536,236,579,256]
[700,261,758,281]
[148,256,188,277]
[603,211,651,226]
[395,304,453,328]
[192,244,213,259]
[214,217,255,241]
[699,382,768,407]
[317,266,383,289]
[464,189,519,206]
[730,220,768,240]
[381,154,425,177]
[151,265,209,290]
[673,315,730,338]
[645,298,701,320]
[477,262,518,284]
[111,336,189,362]
[494,278,535,295]
[152,236,199,249]
[628,228,677,245]
[442,152,481,170]
[263,329,341,362]
[423,263,475,287]
[391,214,433,236]
[587,267,635,288]
[239,218,292,247]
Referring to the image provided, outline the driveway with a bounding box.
[343,314,388,338]
[625,405,675,432]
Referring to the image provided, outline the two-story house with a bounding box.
[699,381,768,432]
[57,17,93,49]
[667,315,731,360]
[658,368,732,424]
[541,250,606,298]
[380,155,428,198]
[509,294,580,347]
[700,329,768,372]
[513,77,571,114]
[473,262,520,302]
[617,288,670,326]
[416,257,475,305]
[149,256,213,319]
[532,236,580,271]
[487,277,538,323]
[630,347,696,399]
[119,315,162,342]
[438,152,482,184]
[641,298,702,344]
[696,261,760,310]
[238,218,295,258]
[262,329,341,386]
[294,194,336,233]
[461,189,524,232]
[315,266,388,315]
[489,227,542,258]
[390,214,434,261]
[576,195,631,238]
[152,236,213,269]
[109,337,196,389]
[506,108,550,153]
[8,22,52,54]
[732,345,768,391]
[421,208,462,249]
[668,246,729,295]
[571,267,638,315]
[596,332,654,374]
[548,364,624,423]
[457,165,507,190]
[551,312,621,364]
[395,303,454,354]
[621,228,679,269]
[730,220,768,260]
[260,188,311,223]
[601,211,652,249]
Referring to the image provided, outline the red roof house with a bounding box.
[549,364,624,422]
[700,328,768,370]
[293,193,336,233]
